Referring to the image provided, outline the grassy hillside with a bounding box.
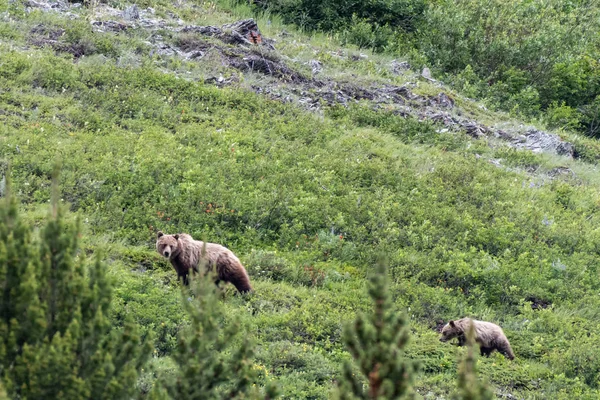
[2,0,600,398]
[240,0,600,137]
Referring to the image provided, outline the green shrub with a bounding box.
[545,102,582,131]
[415,0,600,136]
[4,16,600,397]
[152,273,279,399]
[0,181,151,399]
[335,260,418,399]
[234,0,426,32]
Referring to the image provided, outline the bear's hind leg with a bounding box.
[497,343,515,360]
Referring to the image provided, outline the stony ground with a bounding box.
[22,0,578,161]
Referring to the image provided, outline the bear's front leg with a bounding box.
[179,272,190,286]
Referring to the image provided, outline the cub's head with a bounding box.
[156,231,180,259]
[439,320,462,342]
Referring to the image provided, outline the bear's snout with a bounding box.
[164,251,170,258]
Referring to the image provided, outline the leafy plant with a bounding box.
[335,260,418,399]
[153,269,279,399]
[452,322,493,400]
[0,176,151,399]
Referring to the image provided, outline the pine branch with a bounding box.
[452,322,494,400]
[336,259,418,400]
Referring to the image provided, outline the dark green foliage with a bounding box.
[238,0,425,32]
[4,2,600,397]
[336,261,417,399]
[232,0,425,51]
[417,0,600,136]
[0,180,151,399]
[452,322,493,400]
[155,270,279,399]
[579,96,600,137]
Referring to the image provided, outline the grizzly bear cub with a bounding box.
[439,318,515,360]
[155,231,252,293]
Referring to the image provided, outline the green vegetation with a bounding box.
[1,0,600,398]
[336,261,417,399]
[234,0,426,52]
[150,271,279,399]
[452,323,493,400]
[417,0,600,136]
[236,0,600,137]
[0,181,151,399]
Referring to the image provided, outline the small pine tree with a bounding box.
[452,322,494,400]
[155,264,279,400]
[335,260,418,400]
[0,177,151,399]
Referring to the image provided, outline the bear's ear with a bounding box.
[174,234,180,240]
[157,231,164,238]
[449,320,455,327]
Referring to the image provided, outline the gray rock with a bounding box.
[309,59,322,75]
[421,67,432,80]
[432,92,454,108]
[513,129,575,157]
[390,60,411,75]
[548,167,575,178]
[91,20,129,33]
[122,4,139,20]
[556,141,575,157]
[463,122,486,138]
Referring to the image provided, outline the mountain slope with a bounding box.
[2,0,600,398]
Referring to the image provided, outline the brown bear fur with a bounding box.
[156,231,252,293]
[439,318,514,360]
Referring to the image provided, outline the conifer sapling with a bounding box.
[336,260,418,399]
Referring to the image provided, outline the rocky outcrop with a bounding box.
[22,0,577,159]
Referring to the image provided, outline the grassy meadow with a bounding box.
[2,0,600,398]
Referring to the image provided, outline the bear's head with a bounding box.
[156,231,180,259]
[439,320,461,342]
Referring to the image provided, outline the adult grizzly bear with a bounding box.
[439,318,514,360]
[155,231,252,293]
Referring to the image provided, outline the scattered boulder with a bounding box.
[122,4,140,21]
[308,59,322,76]
[25,0,70,12]
[421,67,434,81]
[429,92,454,108]
[463,122,487,138]
[513,129,575,157]
[23,1,578,161]
[222,19,271,47]
[384,85,414,101]
[91,20,129,33]
[230,53,306,82]
[181,19,275,50]
[494,129,513,140]
[390,60,411,75]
